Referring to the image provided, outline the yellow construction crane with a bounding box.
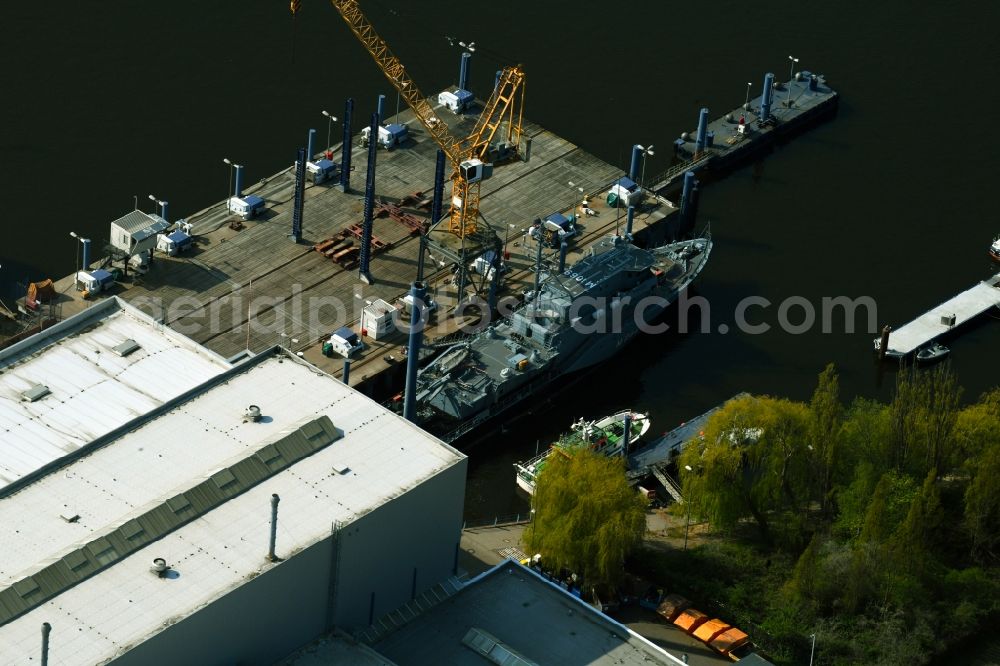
[329,0,525,238]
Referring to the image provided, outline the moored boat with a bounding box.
[514,410,650,495]
[916,341,950,364]
[990,236,1000,262]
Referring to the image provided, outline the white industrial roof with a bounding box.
[0,350,464,664]
[0,297,232,492]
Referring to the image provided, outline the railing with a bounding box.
[462,512,534,530]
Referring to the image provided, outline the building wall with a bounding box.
[111,457,466,666]
[331,457,467,630]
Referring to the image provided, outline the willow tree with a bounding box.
[523,450,646,587]
[679,394,812,543]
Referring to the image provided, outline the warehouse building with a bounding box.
[0,299,467,665]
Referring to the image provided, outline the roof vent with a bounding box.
[150,558,171,578]
[244,405,262,422]
[112,338,141,357]
[21,384,50,402]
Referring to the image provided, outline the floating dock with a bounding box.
[651,72,839,194]
[875,273,1000,358]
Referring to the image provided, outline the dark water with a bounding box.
[3,1,999,521]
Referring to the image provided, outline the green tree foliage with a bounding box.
[679,394,811,543]
[524,450,646,587]
[647,365,1000,665]
[808,363,843,513]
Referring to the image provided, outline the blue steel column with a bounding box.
[342,358,351,385]
[459,52,471,91]
[291,147,305,242]
[160,201,169,223]
[680,171,697,230]
[376,94,386,122]
[430,149,446,225]
[625,205,635,237]
[487,253,501,311]
[234,164,244,198]
[622,413,633,456]
[629,145,642,181]
[306,128,316,160]
[403,281,427,422]
[760,72,775,122]
[339,97,354,193]
[558,240,568,272]
[694,108,709,154]
[359,112,378,284]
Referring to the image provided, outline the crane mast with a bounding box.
[329,0,524,238]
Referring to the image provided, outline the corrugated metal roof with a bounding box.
[0,351,464,664]
[109,210,163,235]
[0,416,340,626]
[0,297,231,493]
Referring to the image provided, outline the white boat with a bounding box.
[514,410,650,495]
[916,341,950,364]
[990,236,1000,262]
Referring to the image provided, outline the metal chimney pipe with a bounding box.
[41,622,51,666]
[343,358,351,384]
[625,205,635,237]
[403,281,427,423]
[267,494,280,562]
[376,94,386,123]
[339,97,354,193]
[809,74,818,92]
[629,144,642,182]
[760,72,775,122]
[234,164,244,198]
[459,52,472,91]
[558,241,568,273]
[306,128,316,161]
[694,108,709,155]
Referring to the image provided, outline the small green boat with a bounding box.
[514,410,650,495]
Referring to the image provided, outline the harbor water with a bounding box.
[3,0,999,526]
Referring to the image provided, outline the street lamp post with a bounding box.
[148,194,165,218]
[70,232,81,290]
[787,55,800,107]
[683,464,694,551]
[503,222,517,258]
[637,145,654,189]
[322,110,338,152]
[567,181,584,215]
[223,158,233,207]
[809,633,816,665]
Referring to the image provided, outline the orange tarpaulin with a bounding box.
[709,627,750,655]
[656,594,690,622]
[693,618,731,643]
[26,279,56,304]
[673,608,708,633]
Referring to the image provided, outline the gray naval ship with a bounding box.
[413,234,712,442]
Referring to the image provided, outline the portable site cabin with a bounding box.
[360,299,397,341]
[110,210,171,260]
